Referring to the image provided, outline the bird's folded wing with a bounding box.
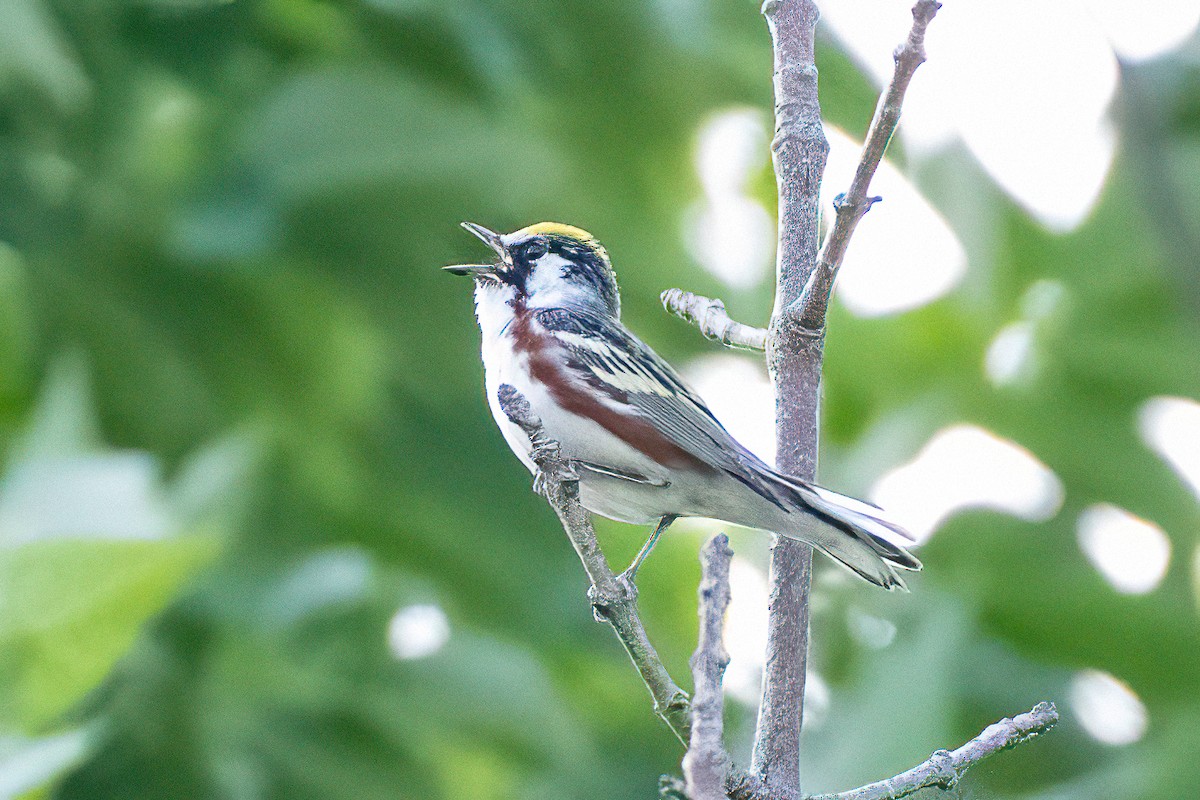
[535,307,792,509]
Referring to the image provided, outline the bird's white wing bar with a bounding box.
[551,329,675,398]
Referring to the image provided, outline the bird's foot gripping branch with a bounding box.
[498,383,766,798]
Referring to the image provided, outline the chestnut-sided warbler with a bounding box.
[446,222,920,589]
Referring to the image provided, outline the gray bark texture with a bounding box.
[752,2,827,797]
[661,289,768,351]
[683,534,735,800]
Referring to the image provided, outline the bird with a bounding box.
[445,221,921,590]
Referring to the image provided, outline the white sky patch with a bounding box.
[870,425,1064,543]
[695,109,767,199]
[0,728,92,800]
[723,555,770,705]
[1083,0,1200,62]
[984,321,1036,387]
[685,109,774,289]
[1077,504,1171,595]
[932,0,1118,232]
[684,354,777,466]
[847,607,897,650]
[1070,669,1148,746]
[985,281,1068,387]
[0,453,175,546]
[822,0,1118,231]
[1138,396,1200,503]
[1020,280,1068,321]
[388,604,450,661]
[824,127,966,317]
[803,669,832,732]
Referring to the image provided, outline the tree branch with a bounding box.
[745,4,1059,799]
[683,534,734,800]
[662,288,768,351]
[752,3,942,796]
[754,1,826,797]
[809,703,1060,800]
[796,0,941,331]
[496,384,692,745]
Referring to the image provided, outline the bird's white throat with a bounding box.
[472,279,517,341]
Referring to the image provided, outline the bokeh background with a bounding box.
[2,0,1200,798]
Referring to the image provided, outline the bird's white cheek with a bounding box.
[524,254,580,308]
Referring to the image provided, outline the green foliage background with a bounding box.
[1,1,1199,798]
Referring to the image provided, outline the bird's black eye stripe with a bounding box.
[524,237,548,261]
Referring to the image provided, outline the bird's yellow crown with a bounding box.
[514,221,594,241]
[513,222,610,264]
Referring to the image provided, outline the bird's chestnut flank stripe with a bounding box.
[509,298,707,470]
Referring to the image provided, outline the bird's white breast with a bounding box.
[473,283,541,474]
[471,282,685,523]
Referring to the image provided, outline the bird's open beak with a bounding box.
[443,222,508,277]
[442,263,497,277]
[460,221,506,255]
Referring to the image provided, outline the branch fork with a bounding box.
[587,578,638,623]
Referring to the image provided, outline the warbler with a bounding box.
[446,222,920,589]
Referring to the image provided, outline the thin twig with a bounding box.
[662,288,768,351]
[497,384,693,745]
[810,702,1060,800]
[796,0,942,331]
[683,534,734,800]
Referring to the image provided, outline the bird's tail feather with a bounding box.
[758,475,922,591]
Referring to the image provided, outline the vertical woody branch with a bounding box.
[753,1,827,798]
[682,534,734,800]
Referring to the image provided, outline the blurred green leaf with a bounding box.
[0,536,219,732]
[0,244,33,409]
[0,0,88,112]
[236,68,562,205]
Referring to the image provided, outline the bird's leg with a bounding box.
[619,514,678,584]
